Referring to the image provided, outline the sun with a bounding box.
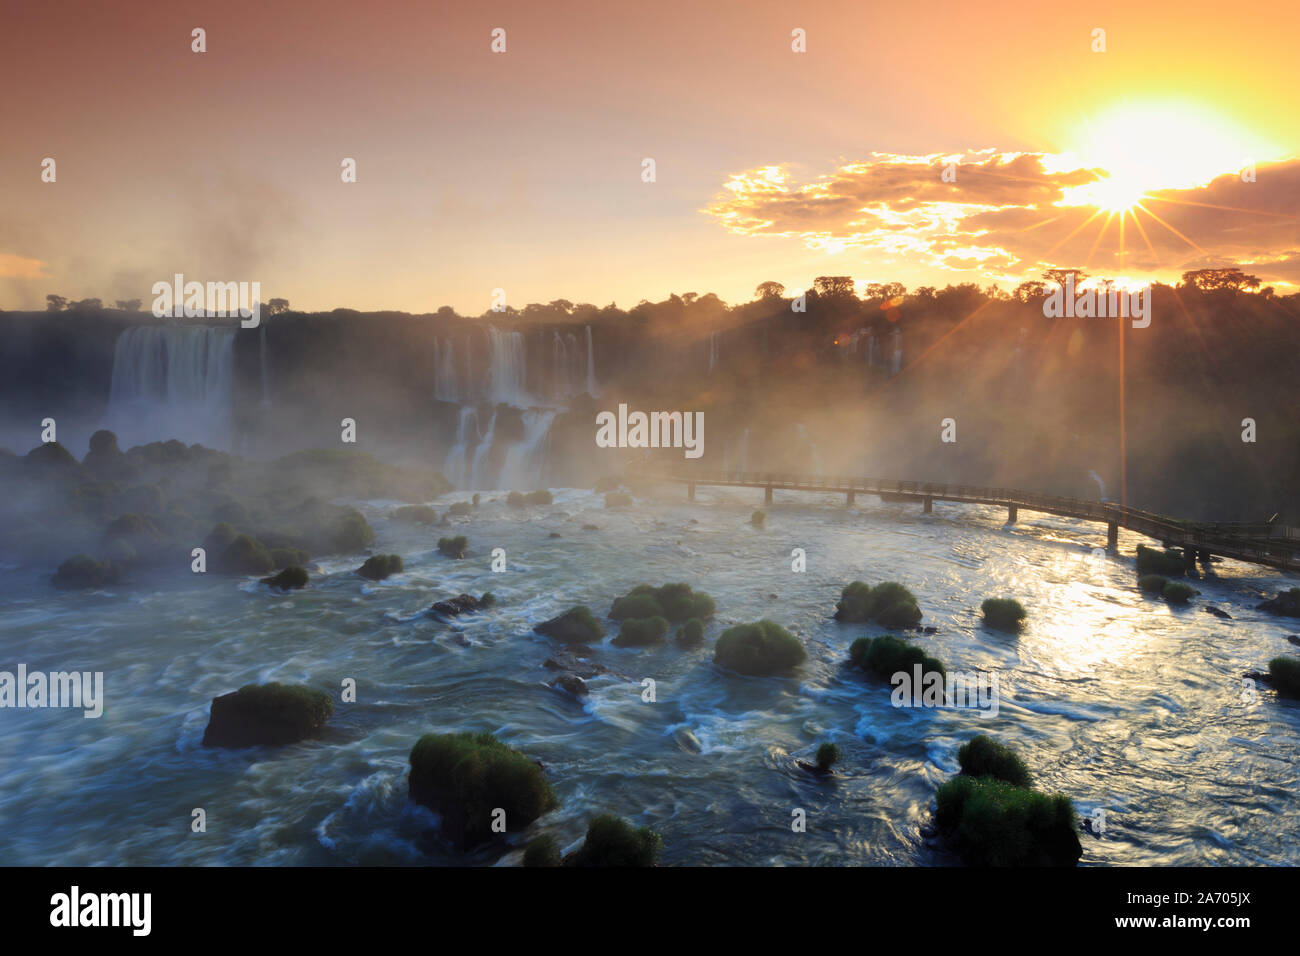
[1049,100,1277,213]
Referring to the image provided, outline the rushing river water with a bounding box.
[1,486,1297,866]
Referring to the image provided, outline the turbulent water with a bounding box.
[1,488,1297,866]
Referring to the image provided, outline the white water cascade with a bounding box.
[499,410,558,490]
[104,325,238,451]
[486,328,531,405]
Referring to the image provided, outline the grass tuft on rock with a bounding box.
[713,620,806,676]
[564,814,662,867]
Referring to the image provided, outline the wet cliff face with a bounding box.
[1,289,1298,520]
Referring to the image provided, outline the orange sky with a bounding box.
[3,0,1298,312]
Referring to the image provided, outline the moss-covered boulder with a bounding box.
[934,774,1081,866]
[797,742,841,776]
[834,580,922,628]
[201,682,333,748]
[612,616,670,647]
[357,553,403,580]
[24,441,80,471]
[1162,580,1196,604]
[1268,657,1300,698]
[525,490,553,505]
[957,735,1032,787]
[849,634,945,681]
[604,492,633,508]
[980,597,1027,631]
[408,732,558,848]
[610,583,715,623]
[393,504,439,525]
[216,533,275,575]
[675,618,705,647]
[1137,574,1168,593]
[269,546,311,569]
[430,593,494,617]
[437,535,468,558]
[714,620,806,676]
[1256,588,1300,618]
[523,835,562,867]
[1136,544,1186,577]
[534,605,605,644]
[506,491,525,508]
[447,501,472,517]
[751,510,766,528]
[52,554,121,590]
[260,566,308,590]
[563,814,662,867]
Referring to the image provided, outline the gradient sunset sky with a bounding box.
[3,0,1298,313]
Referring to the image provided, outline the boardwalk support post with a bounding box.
[923,496,933,514]
[687,482,695,502]
[1183,547,1197,573]
[846,491,855,506]
[1007,505,1018,524]
[764,486,773,505]
[1106,521,1118,552]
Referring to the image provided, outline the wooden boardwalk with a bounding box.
[634,467,1300,574]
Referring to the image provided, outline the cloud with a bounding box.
[0,254,49,279]
[705,152,1300,284]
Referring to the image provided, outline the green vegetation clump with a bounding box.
[610,583,715,622]
[1162,580,1196,604]
[816,743,840,772]
[202,682,334,748]
[1268,657,1300,698]
[564,814,662,867]
[714,620,806,676]
[1137,574,1168,593]
[217,533,275,575]
[525,490,553,505]
[612,615,670,647]
[834,580,922,628]
[358,553,403,580]
[980,597,1027,631]
[437,535,468,558]
[849,635,945,681]
[408,732,558,847]
[260,566,308,590]
[269,546,310,568]
[523,835,561,867]
[447,501,472,517]
[534,605,605,643]
[392,504,438,525]
[751,510,766,528]
[479,592,496,608]
[1136,544,1186,577]
[51,554,121,589]
[604,492,633,508]
[104,512,160,542]
[934,774,1081,867]
[675,618,705,646]
[957,735,1032,787]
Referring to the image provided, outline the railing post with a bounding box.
[765,485,773,505]
[923,496,933,514]
[1007,505,1018,524]
[846,490,855,506]
[1107,521,1118,552]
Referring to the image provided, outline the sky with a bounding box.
[3,0,1298,313]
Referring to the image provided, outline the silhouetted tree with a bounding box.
[267,298,290,315]
[1013,280,1046,303]
[1042,269,1088,288]
[1180,268,1261,293]
[813,276,855,298]
[45,294,67,311]
[115,299,142,311]
[68,298,102,311]
[754,281,786,299]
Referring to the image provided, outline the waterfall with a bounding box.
[890,328,902,376]
[486,327,530,405]
[500,410,558,490]
[469,409,498,488]
[434,338,460,402]
[444,406,479,488]
[795,424,823,478]
[585,325,597,397]
[708,331,719,372]
[105,325,238,451]
[867,334,877,367]
[551,331,583,401]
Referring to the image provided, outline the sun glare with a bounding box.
[1052,101,1277,213]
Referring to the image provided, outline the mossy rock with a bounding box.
[563,814,662,867]
[430,593,493,616]
[981,597,1027,631]
[358,553,403,580]
[612,615,670,647]
[1268,657,1300,698]
[1136,544,1186,577]
[104,512,161,542]
[408,731,558,849]
[1162,580,1196,604]
[447,501,472,517]
[437,535,468,558]
[52,554,121,590]
[957,735,1032,787]
[675,618,705,647]
[834,580,922,627]
[260,566,308,590]
[217,533,274,575]
[934,774,1081,867]
[24,442,80,470]
[815,742,840,772]
[534,605,605,644]
[507,491,525,508]
[751,510,766,528]
[714,620,806,676]
[849,635,946,681]
[523,835,561,867]
[525,490,553,506]
[604,492,633,508]
[269,547,311,568]
[610,583,714,623]
[201,682,333,748]
[1137,574,1168,593]
[392,504,439,525]
[117,484,166,516]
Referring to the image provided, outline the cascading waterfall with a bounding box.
[434,338,459,402]
[486,328,530,405]
[585,325,597,397]
[443,407,479,488]
[890,327,902,376]
[551,331,583,401]
[708,331,719,372]
[469,409,498,488]
[499,410,558,490]
[105,325,237,451]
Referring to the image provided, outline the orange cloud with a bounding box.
[0,254,49,279]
